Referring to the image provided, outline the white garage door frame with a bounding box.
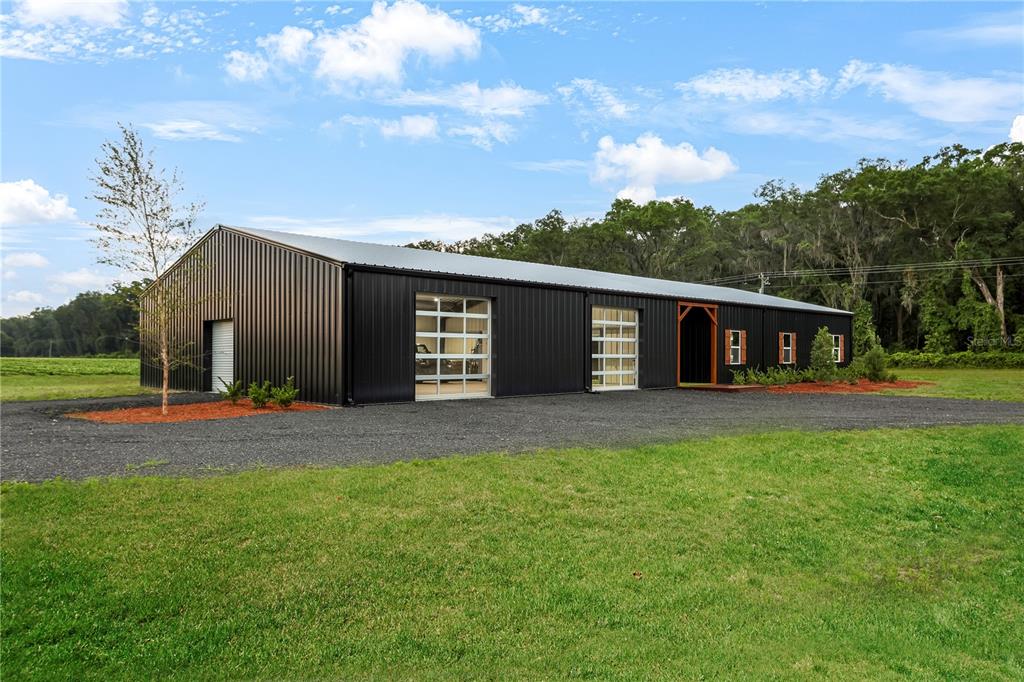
[591,305,639,391]
[210,319,234,392]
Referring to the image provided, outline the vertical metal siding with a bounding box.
[348,273,679,403]
[716,304,854,383]
[590,293,676,389]
[350,270,589,403]
[140,229,344,403]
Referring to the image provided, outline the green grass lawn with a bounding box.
[0,357,152,402]
[3,426,1022,679]
[889,368,1024,402]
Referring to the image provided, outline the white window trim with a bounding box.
[415,294,492,400]
[831,334,842,363]
[781,332,794,365]
[728,330,743,366]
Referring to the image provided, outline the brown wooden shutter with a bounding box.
[740,330,747,365]
[839,334,845,363]
[778,332,784,364]
[792,333,797,364]
[724,328,732,364]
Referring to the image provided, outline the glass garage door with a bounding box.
[415,294,491,400]
[591,306,638,391]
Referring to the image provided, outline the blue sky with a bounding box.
[1,0,1022,316]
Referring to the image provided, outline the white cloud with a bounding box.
[1,289,50,316]
[911,11,1024,46]
[677,68,830,102]
[224,50,270,82]
[592,134,737,203]
[5,290,45,304]
[312,0,479,86]
[3,251,49,268]
[141,119,244,142]
[379,114,439,140]
[47,268,115,293]
[1011,115,1024,143]
[469,3,572,34]
[327,113,439,141]
[246,213,519,243]
[835,60,1023,124]
[1,4,212,62]
[389,81,548,117]
[224,2,480,88]
[0,180,78,226]
[70,101,268,143]
[449,120,515,150]
[558,78,636,120]
[15,0,127,27]
[513,5,547,26]
[732,110,915,143]
[257,25,314,64]
[510,159,589,173]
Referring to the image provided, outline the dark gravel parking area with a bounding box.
[2,390,1023,482]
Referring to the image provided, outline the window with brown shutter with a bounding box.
[726,328,744,365]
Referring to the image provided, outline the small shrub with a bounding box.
[248,380,272,409]
[831,364,856,384]
[219,379,244,405]
[810,327,837,382]
[271,376,300,409]
[732,366,804,386]
[861,345,895,382]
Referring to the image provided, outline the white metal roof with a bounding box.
[223,225,850,315]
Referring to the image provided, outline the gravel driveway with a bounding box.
[2,390,1023,482]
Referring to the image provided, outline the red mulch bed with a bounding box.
[767,378,932,395]
[68,398,328,424]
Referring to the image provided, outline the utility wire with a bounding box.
[701,256,1024,286]
[756,272,1024,289]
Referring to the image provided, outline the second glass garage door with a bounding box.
[591,306,638,390]
[415,294,491,400]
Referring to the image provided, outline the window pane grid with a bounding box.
[416,294,491,400]
[591,306,638,391]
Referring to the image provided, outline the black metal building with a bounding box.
[141,225,853,404]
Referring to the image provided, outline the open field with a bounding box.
[3,426,1023,679]
[1,358,1019,403]
[891,368,1024,402]
[0,357,139,376]
[0,358,151,402]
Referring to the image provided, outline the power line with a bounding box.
[756,272,1024,289]
[701,257,1024,286]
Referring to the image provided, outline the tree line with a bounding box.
[2,141,1020,358]
[0,282,146,357]
[409,142,1023,353]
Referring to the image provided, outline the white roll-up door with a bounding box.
[211,320,234,392]
[591,306,638,391]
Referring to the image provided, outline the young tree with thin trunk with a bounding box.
[90,124,204,415]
